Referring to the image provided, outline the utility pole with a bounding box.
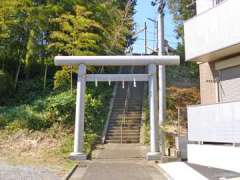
[157,0,166,156]
[144,22,148,54]
[147,18,158,53]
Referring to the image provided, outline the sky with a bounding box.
[132,0,178,54]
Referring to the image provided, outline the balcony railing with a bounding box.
[215,0,225,5]
[188,101,240,144]
[184,0,240,62]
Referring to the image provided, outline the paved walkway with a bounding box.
[0,161,60,180]
[160,162,240,180]
[160,162,208,180]
[70,144,167,180]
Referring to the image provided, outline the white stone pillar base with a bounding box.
[69,152,87,161]
[146,152,161,161]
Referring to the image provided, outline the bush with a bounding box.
[10,77,52,105]
[45,84,113,133]
[54,66,71,90]
[0,105,51,131]
[45,91,76,125]
[0,70,14,104]
[84,133,98,155]
[140,95,150,144]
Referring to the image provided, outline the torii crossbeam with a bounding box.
[54,55,180,160]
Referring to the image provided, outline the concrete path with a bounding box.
[160,162,240,180]
[0,161,60,180]
[160,162,208,180]
[70,144,167,180]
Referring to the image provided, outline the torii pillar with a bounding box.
[54,56,180,161]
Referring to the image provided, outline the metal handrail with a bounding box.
[102,67,123,143]
[121,82,131,144]
[121,67,134,143]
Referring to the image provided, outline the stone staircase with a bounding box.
[105,67,145,143]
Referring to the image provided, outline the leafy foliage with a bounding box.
[0,78,113,137]
[49,5,104,56]
[166,0,199,79]
[167,0,196,41]
[166,86,200,125]
[53,66,71,90]
[0,0,136,157]
[0,0,136,87]
[0,70,14,104]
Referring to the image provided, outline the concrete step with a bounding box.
[105,139,140,143]
[109,117,141,121]
[108,131,139,136]
[105,72,143,143]
[109,119,141,123]
[106,133,140,137]
[112,107,142,110]
[110,116,141,120]
[106,138,140,142]
[111,109,142,112]
[112,103,142,107]
[110,115,141,122]
[108,124,140,128]
[110,116,142,120]
[111,112,142,115]
[110,113,142,116]
[106,135,140,139]
[105,136,140,140]
[108,122,141,126]
[107,129,140,134]
[110,116,141,119]
[112,105,142,108]
[113,99,142,102]
[113,99,142,103]
[107,127,140,131]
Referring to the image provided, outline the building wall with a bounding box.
[184,0,240,61]
[199,62,217,104]
[196,0,213,15]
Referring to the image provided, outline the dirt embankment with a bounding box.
[0,126,76,177]
[165,86,200,134]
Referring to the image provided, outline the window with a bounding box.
[214,0,225,5]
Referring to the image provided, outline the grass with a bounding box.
[0,79,113,174]
[0,125,98,174]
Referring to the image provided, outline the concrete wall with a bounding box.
[188,144,240,173]
[199,62,217,104]
[188,101,240,143]
[196,0,213,15]
[184,0,240,61]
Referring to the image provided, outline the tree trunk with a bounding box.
[14,61,21,89]
[71,65,73,95]
[43,63,48,90]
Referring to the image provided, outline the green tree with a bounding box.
[0,0,137,94]
[49,5,103,56]
[167,0,195,41]
[167,0,198,78]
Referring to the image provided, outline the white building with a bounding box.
[184,0,240,172]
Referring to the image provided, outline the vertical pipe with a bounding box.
[177,107,180,136]
[70,64,87,160]
[147,64,160,160]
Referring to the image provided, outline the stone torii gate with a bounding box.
[54,55,180,160]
